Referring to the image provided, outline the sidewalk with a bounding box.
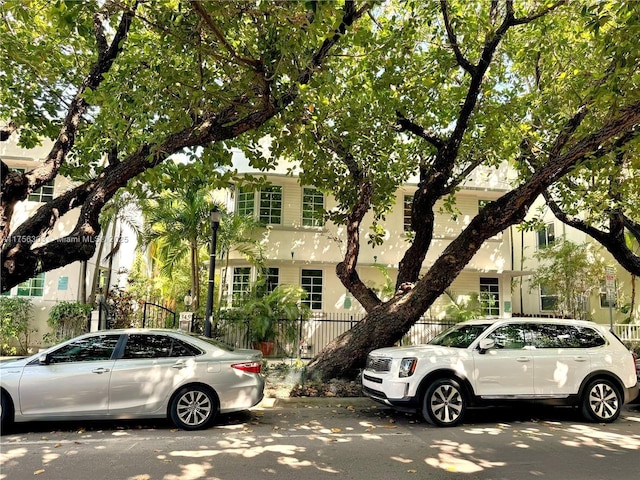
[257,395,375,410]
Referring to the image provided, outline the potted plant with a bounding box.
[243,284,310,356]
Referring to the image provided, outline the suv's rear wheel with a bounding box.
[581,378,622,423]
[422,378,466,427]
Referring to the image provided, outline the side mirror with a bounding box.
[38,353,51,365]
[478,338,495,354]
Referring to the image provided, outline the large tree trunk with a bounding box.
[307,102,640,380]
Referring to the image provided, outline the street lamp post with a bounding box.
[204,207,222,338]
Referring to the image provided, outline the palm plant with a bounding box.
[444,289,481,322]
[143,187,215,313]
[216,212,264,308]
[87,191,144,304]
[241,282,310,355]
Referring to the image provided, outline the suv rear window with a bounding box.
[528,324,605,348]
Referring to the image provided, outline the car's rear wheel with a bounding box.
[1,390,14,433]
[581,378,622,423]
[169,385,218,430]
[422,378,466,427]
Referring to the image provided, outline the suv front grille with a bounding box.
[366,356,392,372]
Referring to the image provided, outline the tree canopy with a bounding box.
[1,1,639,380]
[1,0,372,291]
[255,0,639,378]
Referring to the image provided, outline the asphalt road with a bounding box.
[2,399,639,480]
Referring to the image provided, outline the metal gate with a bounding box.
[142,302,177,329]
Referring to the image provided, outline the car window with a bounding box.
[528,324,606,348]
[429,324,492,348]
[122,334,202,359]
[46,334,120,363]
[486,324,526,349]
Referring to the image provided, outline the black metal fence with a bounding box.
[99,303,455,358]
[210,313,457,358]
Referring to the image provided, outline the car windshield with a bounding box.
[429,323,493,348]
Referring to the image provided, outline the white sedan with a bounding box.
[0,329,264,431]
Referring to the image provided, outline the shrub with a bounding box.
[46,301,92,345]
[0,297,36,355]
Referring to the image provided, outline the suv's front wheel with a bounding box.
[581,378,622,423]
[422,378,466,427]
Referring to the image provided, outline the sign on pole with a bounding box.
[605,266,616,302]
[605,266,615,329]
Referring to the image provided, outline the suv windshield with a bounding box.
[430,323,492,348]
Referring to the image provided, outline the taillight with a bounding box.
[231,361,262,374]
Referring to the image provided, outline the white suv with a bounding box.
[362,318,639,427]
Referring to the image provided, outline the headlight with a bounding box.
[399,357,417,378]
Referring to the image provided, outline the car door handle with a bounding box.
[574,356,588,362]
[172,362,187,369]
[92,368,110,374]
[516,357,530,362]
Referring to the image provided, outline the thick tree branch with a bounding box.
[335,154,382,311]
[440,0,475,75]
[544,191,640,277]
[1,1,372,291]
[549,105,588,157]
[396,0,565,286]
[0,122,17,142]
[1,4,139,247]
[310,100,640,380]
[395,112,444,150]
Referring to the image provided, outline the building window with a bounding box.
[540,284,559,311]
[479,277,500,316]
[599,281,617,308]
[237,187,255,217]
[301,269,323,310]
[302,188,324,227]
[537,223,555,249]
[259,186,282,225]
[17,273,45,297]
[403,195,413,232]
[263,267,279,293]
[12,168,54,202]
[232,267,251,305]
[28,182,54,202]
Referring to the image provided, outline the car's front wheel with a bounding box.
[422,378,466,427]
[581,378,622,423]
[169,385,218,430]
[1,390,14,433]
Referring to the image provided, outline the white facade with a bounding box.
[4,136,635,351]
[510,197,639,325]
[219,157,637,329]
[218,160,519,321]
[1,136,129,349]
